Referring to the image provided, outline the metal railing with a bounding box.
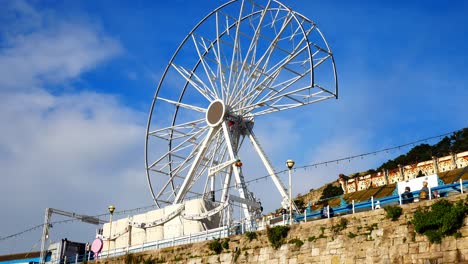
[295,179,468,221]
[102,225,229,258]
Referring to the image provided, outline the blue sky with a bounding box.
[0,0,467,255]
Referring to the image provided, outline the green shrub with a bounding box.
[124,253,135,264]
[307,236,317,242]
[233,248,241,262]
[347,232,357,238]
[208,238,223,254]
[412,199,468,243]
[267,225,290,249]
[365,223,378,234]
[331,218,348,235]
[245,231,258,241]
[222,238,230,250]
[289,238,304,247]
[384,205,403,221]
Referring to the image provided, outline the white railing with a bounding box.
[101,225,229,259]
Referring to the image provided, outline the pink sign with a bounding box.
[91,238,103,259]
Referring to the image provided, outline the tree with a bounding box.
[452,128,468,153]
[432,136,451,157]
[319,184,343,200]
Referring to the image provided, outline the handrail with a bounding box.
[296,180,468,221]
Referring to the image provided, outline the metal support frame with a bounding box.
[247,129,298,212]
[39,208,104,264]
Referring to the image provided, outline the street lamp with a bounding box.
[286,159,295,225]
[107,205,115,257]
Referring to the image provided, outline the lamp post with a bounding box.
[107,205,115,257]
[286,159,295,225]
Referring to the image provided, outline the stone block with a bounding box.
[408,243,419,254]
[397,243,409,254]
[458,249,468,261]
[443,250,460,263]
[428,242,440,252]
[355,248,366,259]
[418,241,429,253]
[327,240,342,250]
[457,239,468,249]
[460,227,468,236]
[426,251,444,259]
[371,229,384,240]
[331,255,341,264]
[311,247,320,256]
[441,236,456,250]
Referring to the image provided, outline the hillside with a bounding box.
[291,128,468,210]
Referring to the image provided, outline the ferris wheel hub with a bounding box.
[206,99,227,127]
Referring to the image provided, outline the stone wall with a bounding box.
[99,193,468,264]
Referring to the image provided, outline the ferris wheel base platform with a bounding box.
[102,199,221,250]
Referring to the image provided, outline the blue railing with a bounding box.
[295,180,468,221]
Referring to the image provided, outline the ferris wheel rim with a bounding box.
[145,0,338,208]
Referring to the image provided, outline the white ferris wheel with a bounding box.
[145,0,338,222]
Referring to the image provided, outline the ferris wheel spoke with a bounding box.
[147,125,210,176]
[174,126,220,203]
[167,128,213,172]
[157,96,206,113]
[227,3,272,105]
[244,37,310,101]
[191,34,223,99]
[251,94,334,116]
[174,69,213,101]
[250,52,331,108]
[203,133,229,195]
[152,127,217,203]
[236,43,320,113]
[225,0,246,103]
[229,8,294,106]
[148,118,205,140]
[230,12,305,109]
[227,3,271,97]
[171,64,217,101]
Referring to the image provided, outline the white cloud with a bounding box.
[0,2,122,91]
[0,1,139,255]
[0,91,149,254]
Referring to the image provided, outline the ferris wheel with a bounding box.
[145,0,338,221]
